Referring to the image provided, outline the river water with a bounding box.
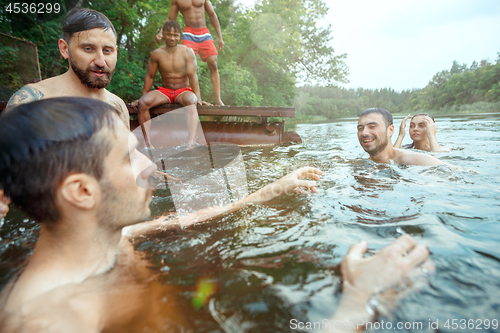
[1,113,500,332]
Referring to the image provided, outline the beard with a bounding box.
[70,60,115,89]
[97,177,152,229]
[361,134,389,156]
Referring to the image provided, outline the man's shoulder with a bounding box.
[178,44,195,57]
[5,76,64,112]
[2,282,101,333]
[6,83,45,112]
[104,89,126,105]
[395,149,445,167]
[103,90,128,114]
[103,90,130,129]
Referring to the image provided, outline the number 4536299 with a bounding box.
[444,319,498,330]
[5,2,61,14]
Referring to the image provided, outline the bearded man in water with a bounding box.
[357,108,456,167]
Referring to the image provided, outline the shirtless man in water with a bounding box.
[0,98,430,332]
[0,8,128,221]
[357,108,454,167]
[132,20,206,149]
[157,0,224,106]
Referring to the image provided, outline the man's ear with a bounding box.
[388,124,395,137]
[59,38,70,59]
[59,174,100,211]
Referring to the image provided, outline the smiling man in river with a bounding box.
[357,108,453,167]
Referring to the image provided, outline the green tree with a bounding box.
[1,0,349,107]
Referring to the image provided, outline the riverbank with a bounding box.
[288,103,500,124]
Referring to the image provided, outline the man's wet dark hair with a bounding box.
[162,20,182,36]
[62,8,116,42]
[359,108,393,128]
[412,113,435,122]
[0,97,120,223]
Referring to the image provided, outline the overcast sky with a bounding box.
[235,0,500,91]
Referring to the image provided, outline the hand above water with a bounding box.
[422,115,436,138]
[422,115,441,152]
[124,167,322,236]
[341,234,430,297]
[327,234,432,332]
[394,114,411,149]
[253,167,322,202]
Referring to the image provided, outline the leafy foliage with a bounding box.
[410,56,500,111]
[0,43,23,90]
[297,54,500,119]
[1,0,348,107]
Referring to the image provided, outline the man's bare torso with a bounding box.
[6,74,130,129]
[154,45,191,89]
[0,239,192,332]
[175,0,207,28]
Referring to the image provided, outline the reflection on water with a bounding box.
[2,114,500,332]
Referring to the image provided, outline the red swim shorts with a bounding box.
[181,26,218,61]
[156,87,193,104]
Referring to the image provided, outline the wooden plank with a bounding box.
[0,102,296,118]
[127,104,296,118]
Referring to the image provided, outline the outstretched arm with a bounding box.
[393,114,410,149]
[323,234,430,332]
[122,167,322,238]
[205,0,224,50]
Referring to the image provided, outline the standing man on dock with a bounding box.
[132,20,206,149]
[157,0,225,106]
[4,8,129,128]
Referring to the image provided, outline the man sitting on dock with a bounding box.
[0,97,430,332]
[132,20,207,149]
[357,108,455,167]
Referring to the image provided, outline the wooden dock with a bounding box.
[0,102,302,146]
[128,104,301,146]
